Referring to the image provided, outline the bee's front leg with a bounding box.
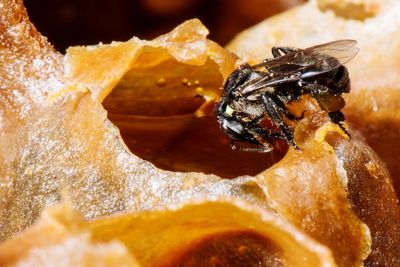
[261,93,299,149]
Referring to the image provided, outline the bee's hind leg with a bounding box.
[303,83,350,137]
[328,111,351,137]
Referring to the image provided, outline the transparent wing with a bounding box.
[242,40,358,95]
[305,39,359,65]
[241,73,301,95]
[253,39,358,70]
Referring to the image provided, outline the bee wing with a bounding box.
[241,72,301,95]
[242,40,358,95]
[305,39,359,65]
[253,40,358,72]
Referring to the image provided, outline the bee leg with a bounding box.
[246,119,286,142]
[248,126,277,151]
[246,115,264,127]
[251,126,281,143]
[271,46,299,58]
[261,93,299,149]
[265,93,303,121]
[328,111,351,137]
[303,84,350,137]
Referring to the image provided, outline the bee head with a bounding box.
[216,100,246,141]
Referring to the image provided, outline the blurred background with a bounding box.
[25,0,304,53]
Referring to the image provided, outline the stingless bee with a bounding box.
[216,40,359,152]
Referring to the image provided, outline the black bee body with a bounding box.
[216,40,358,152]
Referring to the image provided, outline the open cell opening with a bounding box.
[103,52,286,178]
[163,230,284,267]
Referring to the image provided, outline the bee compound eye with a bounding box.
[221,119,245,140]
